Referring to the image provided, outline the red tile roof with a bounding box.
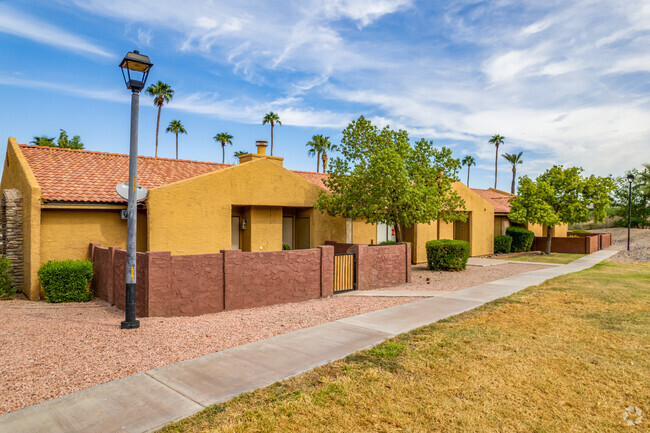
[293,170,329,189]
[471,188,514,214]
[19,145,329,203]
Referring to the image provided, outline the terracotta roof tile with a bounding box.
[19,145,328,203]
[292,170,329,190]
[470,188,514,213]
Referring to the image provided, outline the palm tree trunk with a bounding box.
[317,151,321,172]
[511,166,516,194]
[222,142,225,163]
[322,151,327,173]
[494,145,498,188]
[467,165,470,186]
[176,133,179,159]
[270,122,274,156]
[155,104,162,158]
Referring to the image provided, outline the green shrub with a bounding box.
[571,229,591,234]
[38,260,94,303]
[506,227,535,252]
[282,243,291,251]
[379,240,397,245]
[0,256,16,299]
[494,235,512,254]
[426,239,470,271]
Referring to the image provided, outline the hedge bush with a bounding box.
[379,240,397,245]
[571,229,590,234]
[0,256,16,299]
[282,243,291,250]
[494,235,512,254]
[38,260,94,303]
[506,226,535,252]
[426,239,470,271]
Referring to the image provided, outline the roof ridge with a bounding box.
[19,144,232,166]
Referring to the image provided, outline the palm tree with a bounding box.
[262,112,281,156]
[31,136,55,147]
[145,81,174,158]
[233,150,248,160]
[321,138,337,173]
[214,132,234,163]
[489,134,505,188]
[165,120,187,159]
[461,155,476,187]
[502,152,523,194]
[306,134,329,172]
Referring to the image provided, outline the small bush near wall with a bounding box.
[282,244,291,250]
[38,260,94,303]
[0,256,16,299]
[571,229,591,234]
[426,240,470,271]
[506,227,535,252]
[494,235,512,254]
[379,240,397,245]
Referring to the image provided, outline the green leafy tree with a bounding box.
[145,81,174,158]
[316,116,465,242]
[67,135,84,150]
[56,129,84,149]
[165,120,187,159]
[262,112,281,156]
[509,166,613,254]
[306,134,327,172]
[609,167,650,228]
[489,134,505,188]
[57,129,69,148]
[502,151,523,194]
[461,155,476,187]
[214,132,233,163]
[31,136,55,147]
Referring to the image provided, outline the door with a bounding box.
[282,217,293,249]
[231,216,240,249]
[376,223,396,244]
[454,219,470,242]
[295,217,310,249]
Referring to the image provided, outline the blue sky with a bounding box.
[1,0,649,190]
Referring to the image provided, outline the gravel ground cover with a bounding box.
[0,296,420,415]
[400,262,552,291]
[590,227,650,262]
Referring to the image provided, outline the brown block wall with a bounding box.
[353,242,410,290]
[532,236,600,254]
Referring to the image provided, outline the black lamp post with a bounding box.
[119,50,153,329]
[627,173,634,251]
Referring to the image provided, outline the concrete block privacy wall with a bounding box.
[532,235,600,254]
[91,244,344,317]
[353,243,412,290]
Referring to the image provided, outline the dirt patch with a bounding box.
[590,227,650,262]
[399,262,552,291]
[0,296,420,415]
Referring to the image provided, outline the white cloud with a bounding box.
[0,4,113,58]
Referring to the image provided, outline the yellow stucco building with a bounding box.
[1,137,496,300]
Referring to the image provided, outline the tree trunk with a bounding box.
[222,142,225,163]
[270,122,274,156]
[395,223,402,243]
[545,226,552,255]
[317,151,320,172]
[467,165,471,186]
[155,104,162,158]
[494,145,498,188]
[322,151,327,173]
[511,166,516,194]
[176,133,179,159]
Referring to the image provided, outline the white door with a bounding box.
[231,217,240,249]
[376,223,396,243]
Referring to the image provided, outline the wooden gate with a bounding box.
[333,253,356,293]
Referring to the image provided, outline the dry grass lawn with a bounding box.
[163,261,650,432]
[503,252,587,264]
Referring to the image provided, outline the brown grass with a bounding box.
[162,261,650,432]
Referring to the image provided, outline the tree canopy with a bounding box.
[610,166,650,228]
[32,130,83,149]
[315,116,465,242]
[509,165,613,253]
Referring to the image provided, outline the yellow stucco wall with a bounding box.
[147,158,335,254]
[0,138,42,299]
[412,222,437,263]
[40,208,147,262]
[352,220,377,244]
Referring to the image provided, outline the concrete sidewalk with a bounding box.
[0,250,617,433]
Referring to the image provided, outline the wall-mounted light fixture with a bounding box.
[241,218,247,230]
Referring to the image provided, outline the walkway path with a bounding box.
[0,250,617,433]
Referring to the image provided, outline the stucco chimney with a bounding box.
[255,140,268,155]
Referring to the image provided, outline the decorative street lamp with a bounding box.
[627,173,634,251]
[119,50,153,329]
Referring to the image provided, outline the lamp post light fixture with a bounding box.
[119,50,153,329]
[627,173,634,251]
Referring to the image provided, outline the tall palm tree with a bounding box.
[262,112,281,156]
[502,151,523,194]
[145,81,174,158]
[321,138,337,173]
[461,155,476,187]
[489,134,505,188]
[165,120,187,159]
[306,134,329,172]
[214,132,233,163]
